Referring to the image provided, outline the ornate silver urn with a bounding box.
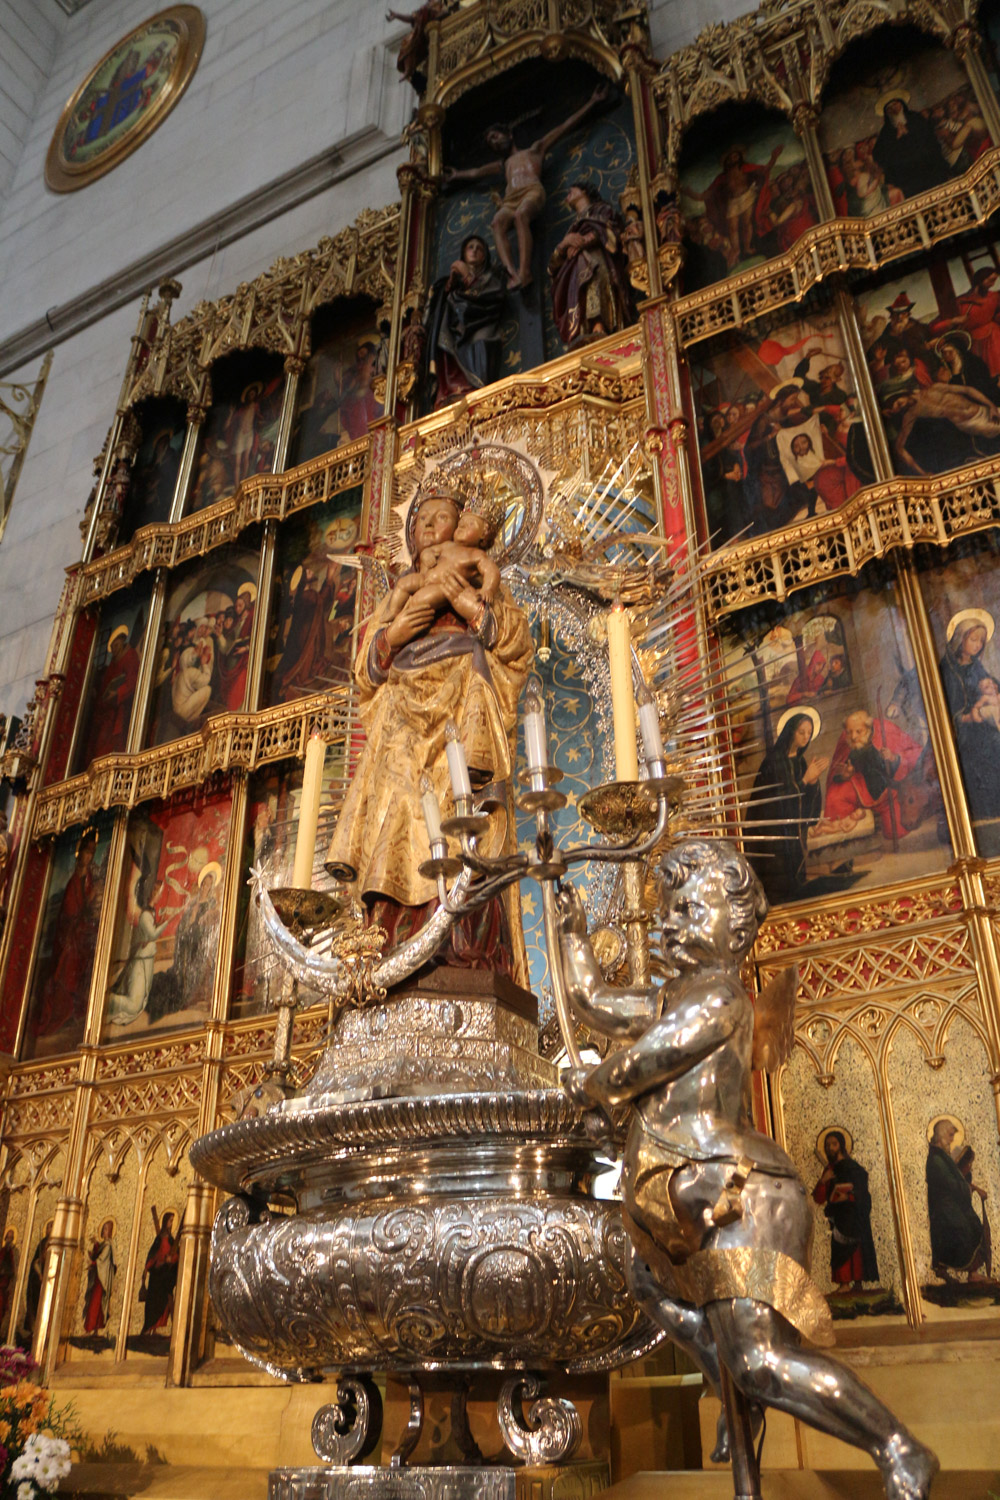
[191,959,662,1499]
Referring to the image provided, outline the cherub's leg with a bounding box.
[707,1299,937,1500]
[490,208,518,285]
[627,1252,760,1464]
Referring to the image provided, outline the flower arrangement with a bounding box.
[0,1348,73,1500]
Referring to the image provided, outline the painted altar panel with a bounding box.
[126,1146,191,1361]
[13,1157,65,1349]
[289,301,384,465]
[187,351,284,514]
[722,574,951,908]
[261,488,363,706]
[779,1038,905,1322]
[887,1013,1000,1316]
[118,397,187,543]
[0,1146,65,1347]
[64,1146,139,1364]
[430,58,635,399]
[818,35,987,216]
[21,818,114,1060]
[231,747,347,1018]
[72,582,151,774]
[679,107,818,293]
[917,533,1000,856]
[689,306,873,548]
[856,242,1000,479]
[146,545,261,747]
[100,786,233,1041]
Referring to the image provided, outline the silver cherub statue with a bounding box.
[555,837,937,1500]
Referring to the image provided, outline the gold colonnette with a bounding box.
[701,455,1000,619]
[31,686,355,840]
[77,438,369,606]
[44,6,206,194]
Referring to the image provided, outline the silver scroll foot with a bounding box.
[497,1375,582,1465]
[311,1376,383,1465]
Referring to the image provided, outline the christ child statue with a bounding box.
[386,495,501,627]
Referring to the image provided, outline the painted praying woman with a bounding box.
[743,708,829,905]
[939,610,1000,825]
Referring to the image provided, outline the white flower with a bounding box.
[17,1481,35,1500]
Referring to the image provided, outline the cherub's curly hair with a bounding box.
[657,837,767,959]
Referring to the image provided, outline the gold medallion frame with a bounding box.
[45,5,206,193]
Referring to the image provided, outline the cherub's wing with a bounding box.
[752,964,798,1073]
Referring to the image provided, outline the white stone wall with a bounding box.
[648,0,748,59]
[0,0,410,349]
[0,0,58,207]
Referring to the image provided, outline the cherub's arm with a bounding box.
[579,992,736,1110]
[556,885,658,1040]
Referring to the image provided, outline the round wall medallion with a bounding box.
[45,6,206,193]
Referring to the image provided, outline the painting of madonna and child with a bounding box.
[100,790,232,1041]
[146,547,260,747]
[857,242,1000,477]
[723,575,951,909]
[920,533,1000,856]
[678,104,819,292]
[818,33,990,219]
[692,306,874,546]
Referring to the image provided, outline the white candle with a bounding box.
[607,605,638,782]
[292,731,325,889]
[523,675,548,771]
[444,721,472,799]
[420,773,443,844]
[637,680,664,765]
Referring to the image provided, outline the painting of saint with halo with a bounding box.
[919,537,1000,856]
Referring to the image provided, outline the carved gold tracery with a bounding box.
[31,685,355,838]
[672,148,1000,347]
[655,0,984,164]
[702,456,1000,617]
[124,205,401,415]
[78,439,370,606]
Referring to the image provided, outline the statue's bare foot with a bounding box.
[710,1401,764,1464]
[881,1432,938,1500]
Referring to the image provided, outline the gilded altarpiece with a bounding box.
[0,0,999,1426]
